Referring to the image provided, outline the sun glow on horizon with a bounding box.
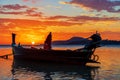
[32,41,35,45]
[0,0,120,45]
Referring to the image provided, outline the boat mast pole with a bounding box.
[12,33,16,46]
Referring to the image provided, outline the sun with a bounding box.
[32,41,35,45]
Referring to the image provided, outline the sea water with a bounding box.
[0,45,120,80]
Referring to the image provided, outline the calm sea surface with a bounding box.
[0,45,120,80]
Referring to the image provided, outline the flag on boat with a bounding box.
[44,32,52,50]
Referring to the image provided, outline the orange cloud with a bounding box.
[0,18,120,45]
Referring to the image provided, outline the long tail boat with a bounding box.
[12,32,102,65]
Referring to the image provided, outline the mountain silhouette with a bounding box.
[53,37,90,45]
[53,36,120,45]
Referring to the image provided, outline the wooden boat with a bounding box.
[12,32,102,65]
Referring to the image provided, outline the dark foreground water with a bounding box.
[0,45,120,80]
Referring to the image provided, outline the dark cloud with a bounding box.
[0,4,27,10]
[0,4,43,17]
[0,11,24,15]
[47,15,120,22]
[69,16,120,21]
[26,8,42,17]
[65,0,120,12]
[47,15,70,20]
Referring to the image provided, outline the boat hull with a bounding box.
[12,46,97,65]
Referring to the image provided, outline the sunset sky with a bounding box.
[0,0,120,45]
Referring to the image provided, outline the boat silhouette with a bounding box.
[12,32,102,65]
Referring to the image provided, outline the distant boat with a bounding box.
[12,32,102,65]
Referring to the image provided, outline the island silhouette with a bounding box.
[53,37,120,45]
